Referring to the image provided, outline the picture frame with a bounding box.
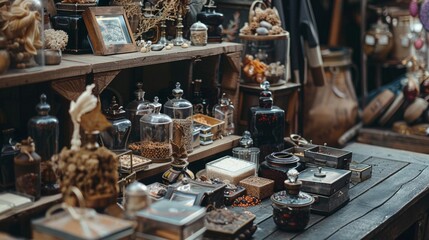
[83,6,138,55]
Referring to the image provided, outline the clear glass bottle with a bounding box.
[164,82,193,153]
[100,96,132,151]
[125,82,151,143]
[27,94,59,195]
[212,93,235,136]
[139,97,172,162]
[249,81,285,163]
[28,94,59,161]
[14,138,41,200]
[0,129,18,190]
[232,131,260,172]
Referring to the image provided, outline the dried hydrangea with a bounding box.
[44,29,69,51]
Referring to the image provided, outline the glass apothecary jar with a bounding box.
[164,82,193,153]
[100,96,132,151]
[232,131,260,171]
[14,138,41,200]
[190,21,208,46]
[197,0,223,43]
[271,169,314,231]
[139,97,172,162]
[212,93,235,136]
[248,81,285,162]
[363,9,393,61]
[125,82,151,143]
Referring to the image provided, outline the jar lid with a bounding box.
[141,97,172,124]
[125,83,150,112]
[36,94,51,116]
[266,152,299,165]
[190,21,208,31]
[105,96,126,119]
[126,181,149,197]
[164,82,192,110]
[239,131,253,148]
[271,169,314,207]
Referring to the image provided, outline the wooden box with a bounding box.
[193,114,224,140]
[239,176,274,200]
[349,163,372,183]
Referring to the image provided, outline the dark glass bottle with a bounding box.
[125,82,151,143]
[28,94,59,162]
[0,128,18,190]
[28,94,60,195]
[100,96,132,151]
[248,81,285,162]
[14,138,41,200]
[197,0,224,43]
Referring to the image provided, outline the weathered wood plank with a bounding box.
[264,214,325,239]
[357,128,429,154]
[329,164,429,240]
[349,157,408,200]
[292,163,427,240]
[0,60,91,88]
[344,142,429,166]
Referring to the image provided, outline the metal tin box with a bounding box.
[51,3,95,53]
[224,185,246,206]
[282,145,315,163]
[32,211,134,240]
[204,209,257,240]
[136,200,206,240]
[304,145,352,169]
[164,179,226,208]
[299,167,351,196]
[350,163,372,183]
[307,185,349,215]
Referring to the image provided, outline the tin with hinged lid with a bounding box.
[299,167,351,214]
[135,199,206,240]
[304,145,352,169]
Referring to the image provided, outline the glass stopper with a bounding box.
[287,169,299,183]
[36,94,50,115]
[260,81,270,91]
[239,131,253,148]
[172,82,184,99]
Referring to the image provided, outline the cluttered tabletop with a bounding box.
[227,142,429,240]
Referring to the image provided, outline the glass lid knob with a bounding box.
[287,169,299,183]
[314,167,327,178]
[36,94,50,115]
[172,82,184,99]
[239,131,253,148]
[260,81,270,91]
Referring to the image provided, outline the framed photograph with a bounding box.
[83,6,138,55]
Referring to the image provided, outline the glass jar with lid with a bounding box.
[100,96,132,151]
[126,82,151,143]
[363,8,393,61]
[139,97,172,162]
[164,82,193,153]
[190,21,208,46]
[212,92,235,136]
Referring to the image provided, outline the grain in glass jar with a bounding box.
[190,21,208,46]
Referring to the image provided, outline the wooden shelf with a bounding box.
[136,135,240,180]
[0,42,243,89]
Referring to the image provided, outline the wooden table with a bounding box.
[231,142,429,239]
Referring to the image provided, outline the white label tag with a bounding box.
[378,35,389,45]
[365,35,375,46]
[401,36,410,47]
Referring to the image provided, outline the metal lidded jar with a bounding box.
[164,82,193,153]
[125,82,151,143]
[124,181,151,219]
[190,21,208,46]
[139,97,172,162]
[100,96,132,151]
[271,169,314,231]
